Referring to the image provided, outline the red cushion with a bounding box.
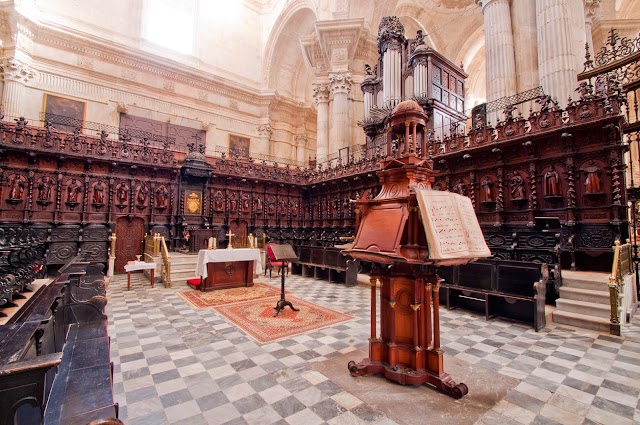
[187,278,201,286]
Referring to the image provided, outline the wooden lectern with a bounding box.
[343,100,489,399]
[267,244,299,317]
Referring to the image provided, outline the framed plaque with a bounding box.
[184,191,202,215]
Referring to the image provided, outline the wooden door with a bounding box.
[114,217,145,274]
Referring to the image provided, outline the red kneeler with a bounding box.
[187,278,201,290]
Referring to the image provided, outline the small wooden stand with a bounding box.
[268,244,299,317]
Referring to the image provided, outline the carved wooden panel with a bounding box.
[47,242,78,264]
[80,241,108,262]
[114,217,144,274]
[83,225,109,241]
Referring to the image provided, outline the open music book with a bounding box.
[415,188,492,260]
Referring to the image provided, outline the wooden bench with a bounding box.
[44,319,118,425]
[292,245,360,285]
[438,259,548,331]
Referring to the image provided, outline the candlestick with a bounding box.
[213,237,217,250]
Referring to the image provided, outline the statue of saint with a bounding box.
[136,184,149,205]
[117,183,128,204]
[510,175,525,199]
[453,180,467,197]
[38,177,52,201]
[156,186,168,208]
[8,177,24,200]
[544,170,560,196]
[67,178,83,203]
[481,176,492,202]
[583,165,602,193]
[93,181,105,204]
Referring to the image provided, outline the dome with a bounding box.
[392,100,423,115]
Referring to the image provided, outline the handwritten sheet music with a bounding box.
[415,188,491,260]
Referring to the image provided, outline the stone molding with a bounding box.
[295,134,308,146]
[476,0,511,13]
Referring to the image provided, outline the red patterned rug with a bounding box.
[214,296,353,344]
[178,282,281,308]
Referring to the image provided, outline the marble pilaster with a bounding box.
[510,0,540,94]
[313,83,330,162]
[256,124,272,157]
[295,134,307,164]
[329,73,352,157]
[584,0,601,58]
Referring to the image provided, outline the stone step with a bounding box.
[171,262,196,271]
[558,287,610,305]
[169,256,199,265]
[561,271,610,290]
[555,298,611,319]
[552,309,611,333]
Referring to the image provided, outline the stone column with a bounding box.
[510,0,539,94]
[329,73,352,157]
[2,59,35,119]
[256,124,272,158]
[584,0,601,57]
[313,84,330,162]
[536,0,584,107]
[295,134,307,164]
[477,0,517,112]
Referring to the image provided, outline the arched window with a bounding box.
[142,0,195,54]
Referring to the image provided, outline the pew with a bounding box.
[438,258,548,331]
[292,245,360,285]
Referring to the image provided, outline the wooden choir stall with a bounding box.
[344,100,491,399]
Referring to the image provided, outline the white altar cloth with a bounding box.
[196,248,262,279]
[124,261,156,273]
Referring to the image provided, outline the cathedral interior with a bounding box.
[1,0,640,424]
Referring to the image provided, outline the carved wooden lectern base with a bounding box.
[347,267,468,399]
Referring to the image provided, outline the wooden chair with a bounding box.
[265,243,289,278]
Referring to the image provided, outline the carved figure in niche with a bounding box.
[480,176,493,202]
[136,184,149,205]
[267,201,275,216]
[213,191,224,211]
[37,176,52,201]
[544,170,561,196]
[229,197,237,212]
[67,178,83,203]
[453,180,467,196]
[93,181,105,205]
[117,183,128,204]
[510,174,525,199]
[242,194,250,212]
[254,196,263,212]
[364,63,373,76]
[156,186,168,208]
[583,163,602,193]
[8,176,24,200]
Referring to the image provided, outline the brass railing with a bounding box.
[160,236,171,288]
[144,233,160,257]
[609,239,633,335]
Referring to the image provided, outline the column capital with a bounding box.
[476,0,511,12]
[313,83,330,104]
[257,124,272,138]
[3,59,35,84]
[295,134,308,146]
[329,73,353,95]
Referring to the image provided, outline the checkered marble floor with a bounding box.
[107,273,640,425]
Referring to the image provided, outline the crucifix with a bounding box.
[226,230,235,249]
[192,132,204,154]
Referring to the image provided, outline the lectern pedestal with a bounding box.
[267,244,299,317]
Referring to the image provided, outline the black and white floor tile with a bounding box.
[108,274,640,425]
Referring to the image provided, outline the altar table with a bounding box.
[195,249,262,291]
[123,261,156,290]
